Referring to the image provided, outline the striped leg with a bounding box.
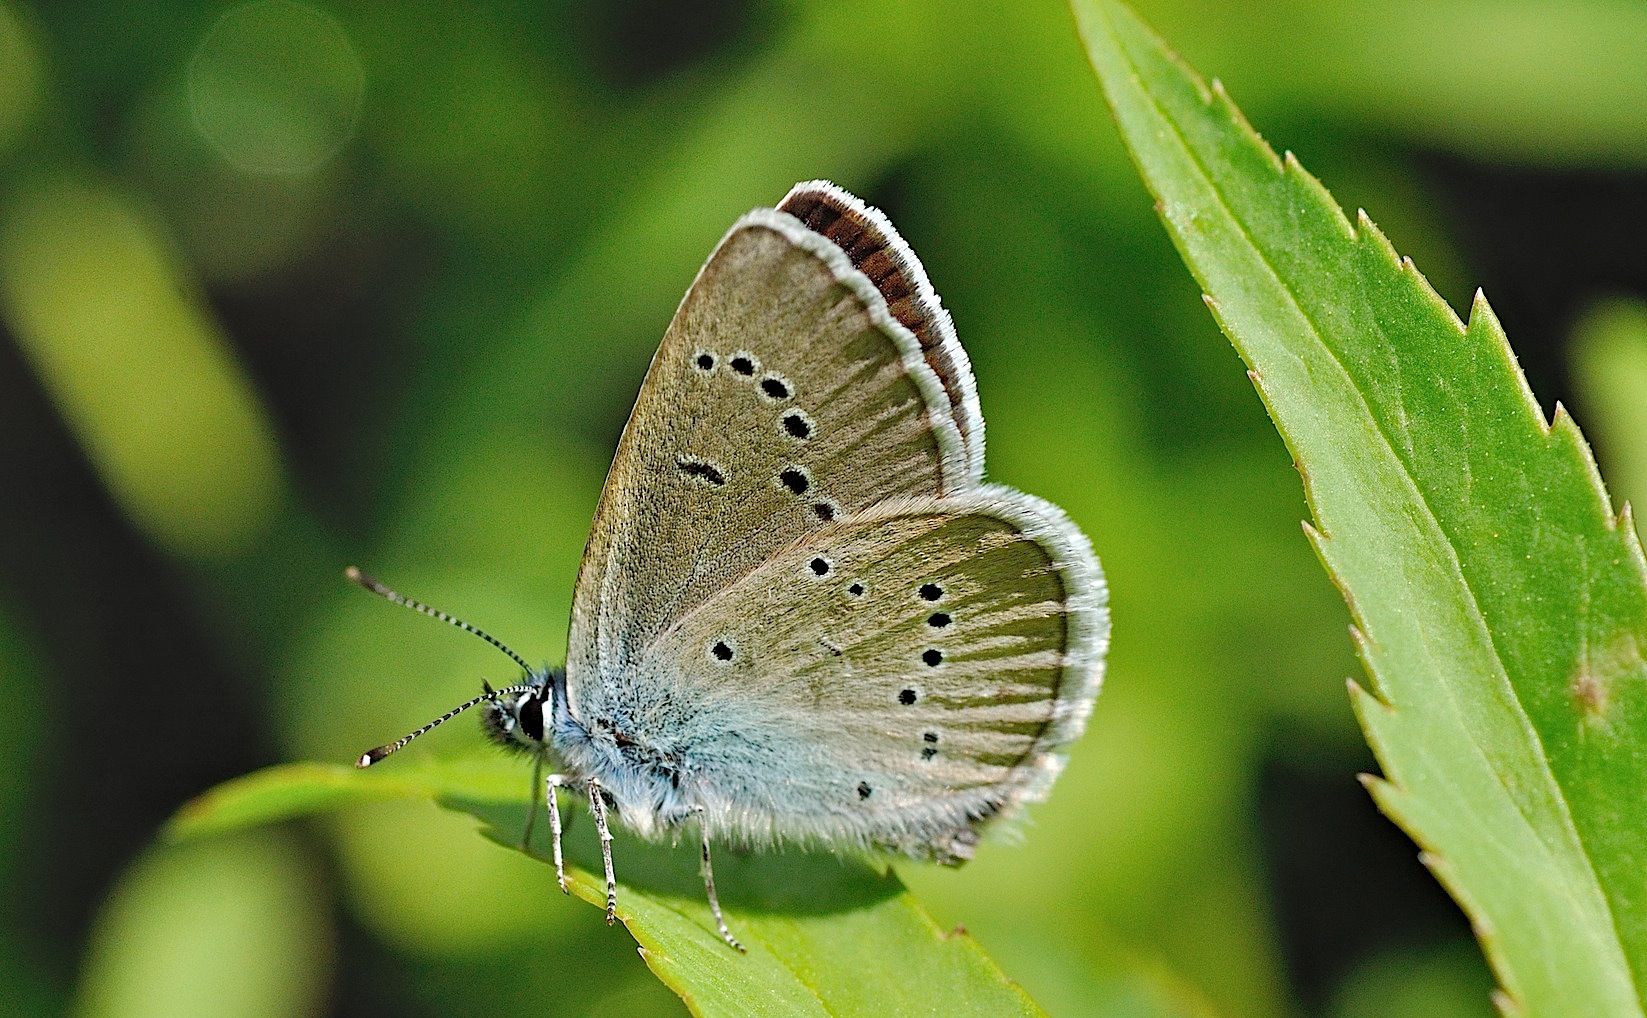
[546,773,569,893]
[693,806,744,952]
[587,778,618,924]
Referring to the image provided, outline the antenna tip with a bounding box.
[357,747,390,768]
[344,566,387,595]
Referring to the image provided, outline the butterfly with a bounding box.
[351,181,1108,951]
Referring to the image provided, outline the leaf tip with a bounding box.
[1468,286,1496,324]
[1348,672,1393,718]
[1616,499,1637,536]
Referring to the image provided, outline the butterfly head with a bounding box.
[480,668,563,754]
[343,567,569,768]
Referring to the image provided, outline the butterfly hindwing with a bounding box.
[625,488,1107,859]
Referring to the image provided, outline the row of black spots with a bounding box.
[799,556,872,604]
[922,731,939,761]
[676,455,726,486]
[915,587,948,670]
[690,348,792,399]
[690,348,758,377]
[772,464,836,523]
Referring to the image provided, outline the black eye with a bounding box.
[517,693,545,742]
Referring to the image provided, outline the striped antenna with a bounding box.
[344,566,536,767]
[355,681,533,767]
[344,566,534,674]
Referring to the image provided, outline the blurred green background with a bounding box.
[3,1,1646,1015]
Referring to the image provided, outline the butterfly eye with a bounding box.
[517,693,545,742]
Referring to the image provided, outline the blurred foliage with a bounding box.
[1,1,1643,1016]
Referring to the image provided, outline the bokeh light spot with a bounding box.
[187,1,364,175]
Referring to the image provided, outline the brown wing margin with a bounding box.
[778,182,984,481]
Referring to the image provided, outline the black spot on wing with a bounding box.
[676,456,726,486]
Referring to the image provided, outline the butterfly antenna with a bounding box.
[344,566,534,673]
[344,566,537,768]
[354,681,534,767]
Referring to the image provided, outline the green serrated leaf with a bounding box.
[169,761,1047,1017]
[1072,1,1647,1014]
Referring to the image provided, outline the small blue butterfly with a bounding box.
[353,182,1108,951]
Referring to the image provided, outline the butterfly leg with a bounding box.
[693,806,745,952]
[586,778,618,925]
[520,757,543,852]
[546,772,569,893]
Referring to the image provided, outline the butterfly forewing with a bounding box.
[630,490,1105,859]
[777,181,984,478]
[568,209,973,685]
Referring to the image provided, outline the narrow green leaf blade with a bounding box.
[170,762,1048,1017]
[1072,2,1647,1014]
